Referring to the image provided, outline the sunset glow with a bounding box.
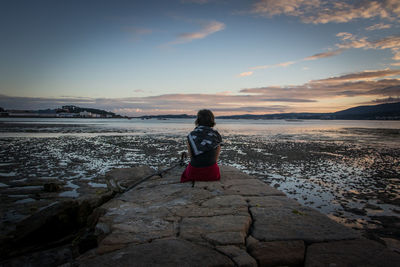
[1,0,399,116]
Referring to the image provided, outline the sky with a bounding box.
[0,0,400,116]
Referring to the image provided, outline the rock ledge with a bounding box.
[77,165,400,266]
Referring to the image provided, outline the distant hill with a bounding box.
[217,102,399,120]
[136,102,400,120]
[60,105,117,116]
[332,102,400,119]
[217,112,329,120]
[2,105,123,118]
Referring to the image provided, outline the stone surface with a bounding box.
[0,165,156,263]
[247,195,302,208]
[216,245,257,267]
[248,240,305,267]
[0,245,73,267]
[105,165,154,192]
[204,231,246,246]
[250,204,360,242]
[225,183,285,196]
[201,195,247,207]
[170,205,248,218]
[180,215,251,243]
[382,237,400,253]
[305,239,400,267]
[76,165,382,266]
[79,238,234,267]
[245,235,260,248]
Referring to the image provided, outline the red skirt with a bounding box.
[180,163,220,183]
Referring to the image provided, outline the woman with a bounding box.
[181,109,222,183]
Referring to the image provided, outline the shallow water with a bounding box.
[1,118,399,232]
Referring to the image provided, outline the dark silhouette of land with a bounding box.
[136,102,400,120]
[1,102,399,120]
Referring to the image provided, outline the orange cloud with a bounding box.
[304,49,346,60]
[168,20,225,45]
[246,50,342,77]
[276,61,296,67]
[238,71,253,77]
[336,33,400,61]
[252,0,400,24]
[366,23,392,31]
[312,69,400,83]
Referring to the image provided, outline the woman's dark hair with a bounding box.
[195,109,215,127]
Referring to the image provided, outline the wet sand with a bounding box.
[0,121,399,241]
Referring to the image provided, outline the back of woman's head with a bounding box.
[195,109,215,127]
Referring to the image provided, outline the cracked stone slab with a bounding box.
[216,245,257,267]
[78,165,372,265]
[251,205,360,242]
[170,205,248,217]
[221,178,270,188]
[180,215,251,243]
[192,181,225,192]
[96,216,176,254]
[80,238,234,267]
[225,183,285,196]
[248,240,305,267]
[105,166,154,192]
[247,196,302,208]
[204,231,246,246]
[305,239,400,267]
[143,167,186,186]
[201,195,248,208]
[119,183,216,206]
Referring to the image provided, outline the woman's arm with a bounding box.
[187,141,192,158]
[215,145,221,161]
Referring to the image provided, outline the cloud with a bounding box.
[0,92,314,116]
[261,98,316,102]
[336,33,400,61]
[240,60,296,77]
[212,106,287,113]
[372,96,400,103]
[252,0,320,17]
[238,71,253,77]
[242,32,400,77]
[244,50,341,76]
[312,69,400,83]
[169,20,225,45]
[250,61,296,70]
[276,61,296,67]
[304,49,346,60]
[3,69,400,116]
[251,0,400,24]
[366,23,392,31]
[240,69,400,100]
[216,91,233,95]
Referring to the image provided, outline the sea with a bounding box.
[1,117,399,231]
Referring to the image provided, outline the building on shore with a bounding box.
[56,112,79,118]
